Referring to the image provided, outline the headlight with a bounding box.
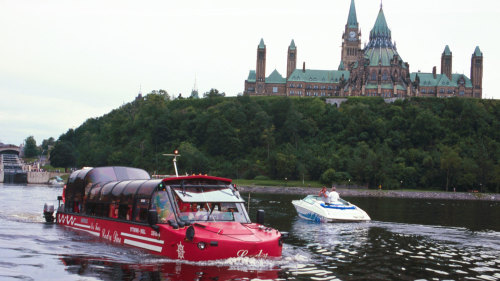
[197,242,206,250]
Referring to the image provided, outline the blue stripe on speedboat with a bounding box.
[320,203,356,210]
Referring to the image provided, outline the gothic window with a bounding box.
[459,91,465,96]
[273,87,278,93]
[439,88,444,93]
[383,71,388,81]
[371,72,377,81]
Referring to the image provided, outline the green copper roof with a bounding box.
[452,74,473,88]
[288,69,350,83]
[338,61,345,71]
[363,4,404,68]
[443,45,451,56]
[266,69,286,84]
[410,72,473,88]
[258,38,265,49]
[347,0,358,28]
[370,7,391,39]
[474,46,483,57]
[364,47,406,68]
[247,70,256,82]
[289,39,296,50]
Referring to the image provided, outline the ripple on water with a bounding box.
[285,219,500,280]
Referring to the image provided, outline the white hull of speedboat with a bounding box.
[292,195,370,223]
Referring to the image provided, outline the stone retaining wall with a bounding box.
[238,185,500,202]
[27,172,65,184]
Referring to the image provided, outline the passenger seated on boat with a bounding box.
[190,203,199,212]
[328,186,340,203]
[126,207,132,220]
[109,202,119,218]
[176,196,190,212]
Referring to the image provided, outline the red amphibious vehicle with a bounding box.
[46,166,286,261]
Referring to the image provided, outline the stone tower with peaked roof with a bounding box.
[441,45,452,80]
[471,46,483,98]
[256,39,267,95]
[341,0,361,70]
[287,40,297,79]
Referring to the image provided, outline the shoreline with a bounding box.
[237,185,500,202]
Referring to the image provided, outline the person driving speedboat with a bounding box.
[328,186,339,203]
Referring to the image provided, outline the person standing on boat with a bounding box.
[328,186,340,203]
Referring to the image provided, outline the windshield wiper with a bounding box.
[206,207,215,221]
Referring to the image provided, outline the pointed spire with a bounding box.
[347,0,358,28]
[473,46,483,57]
[370,5,391,40]
[289,39,296,50]
[443,45,452,56]
[258,38,265,49]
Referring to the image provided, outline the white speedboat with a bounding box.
[292,195,370,222]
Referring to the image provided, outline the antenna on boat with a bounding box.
[163,149,181,177]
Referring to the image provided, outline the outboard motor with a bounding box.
[43,203,55,223]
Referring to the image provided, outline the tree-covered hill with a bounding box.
[52,94,500,192]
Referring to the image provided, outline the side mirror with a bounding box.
[185,225,195,241]
[147,209,158,226]
[256,209,265,225]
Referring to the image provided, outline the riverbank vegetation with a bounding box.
[51,92,500,193]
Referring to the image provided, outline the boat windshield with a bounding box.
[170,185,249,223]
[175,201,250,223]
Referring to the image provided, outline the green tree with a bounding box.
[203,88,225,98]
[50,141,76,171]
[23,136,39,158]
[440,146,461,192]
[271,151,297,180]
[320,168,336,185]
[41,137,55,152]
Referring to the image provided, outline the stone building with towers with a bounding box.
[244,0,483,99]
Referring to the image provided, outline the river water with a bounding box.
[0,183,499,280]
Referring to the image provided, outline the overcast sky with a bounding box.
[1,0,499,146]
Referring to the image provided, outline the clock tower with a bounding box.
[341,0,361,70]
